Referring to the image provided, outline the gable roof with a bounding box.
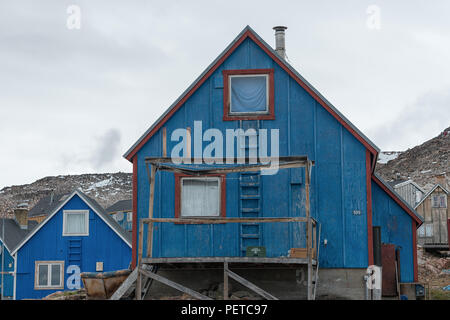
[123,25,380,161]
[372,173,424,225]
[0,219,36,253]
[11,189,131,255]
[106,199,132,214]
[414,183,449,209]
[389,179,426,194]
[28,192,70,218]
[388,179,408,187]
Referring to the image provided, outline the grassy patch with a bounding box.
[429,288,450,300]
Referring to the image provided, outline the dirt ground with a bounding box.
[417,246,450,299]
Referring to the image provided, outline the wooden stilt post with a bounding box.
[146,165,157,258]
[224,262,229,300]
[136,219,144,300]
[305,160,313,300]
[136,270,142,300]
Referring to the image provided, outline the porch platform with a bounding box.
[142,256,316,266]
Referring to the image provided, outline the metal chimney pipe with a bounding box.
[273,26,288,59]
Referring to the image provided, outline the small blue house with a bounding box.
[11,190,132,300]
[122,26,424,299]
[106,199,133,232]
[0,218,34,299]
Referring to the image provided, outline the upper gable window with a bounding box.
[432,194,447,208]
[63,210,89,236]
[223,69,274,121]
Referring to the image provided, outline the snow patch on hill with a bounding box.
[377,151,402,164]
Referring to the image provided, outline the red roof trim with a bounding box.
[412,221,418,282]
[245,32,378,156]
[372,174,423,224]
[125,31,251,161]
[366,150,374,266]
[125,29,378,161]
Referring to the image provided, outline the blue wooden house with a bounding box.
[122,26,423,299]
[0,217,34,299]
[11,190,132,300]
[106,199,133,232]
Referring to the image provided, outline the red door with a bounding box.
[381,244,397,297]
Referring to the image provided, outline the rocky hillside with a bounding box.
[0,172,132,218]
[376,127,450,191]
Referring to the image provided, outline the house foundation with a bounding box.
[144,267,367,300]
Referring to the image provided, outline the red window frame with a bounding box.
[174,173,226,219]
[223,69,275,121]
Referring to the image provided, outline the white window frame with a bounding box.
[34,261,64,290]
[126,211,133,222]
[62,210,89,236]
[180,177,221,218]
[228,74,270,115]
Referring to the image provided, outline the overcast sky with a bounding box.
[1,1,449,188]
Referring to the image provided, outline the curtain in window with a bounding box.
[230,76,267,113]
[65,212,87,234]
[181,179,219,217]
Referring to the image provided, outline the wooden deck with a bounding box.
[133,156,319,301]
[142,256,316,265]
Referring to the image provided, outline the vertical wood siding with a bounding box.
[134,37,414,275]
[15,195,131,299]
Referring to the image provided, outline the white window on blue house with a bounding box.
[181,177,221,217]
[229,74,269,114]
[35,261,64,290]
[63,210,89,236]
[127,211,132,222]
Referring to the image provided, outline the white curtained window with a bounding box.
[181,177,220,217]
[63,210,89,236]
[229,74,268,114]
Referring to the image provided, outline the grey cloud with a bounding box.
[90,129,122,169]
[368,89,450,151]
[59,128,121,170]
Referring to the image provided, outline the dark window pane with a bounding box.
[38,264,48,286]
[51,264,61,286]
